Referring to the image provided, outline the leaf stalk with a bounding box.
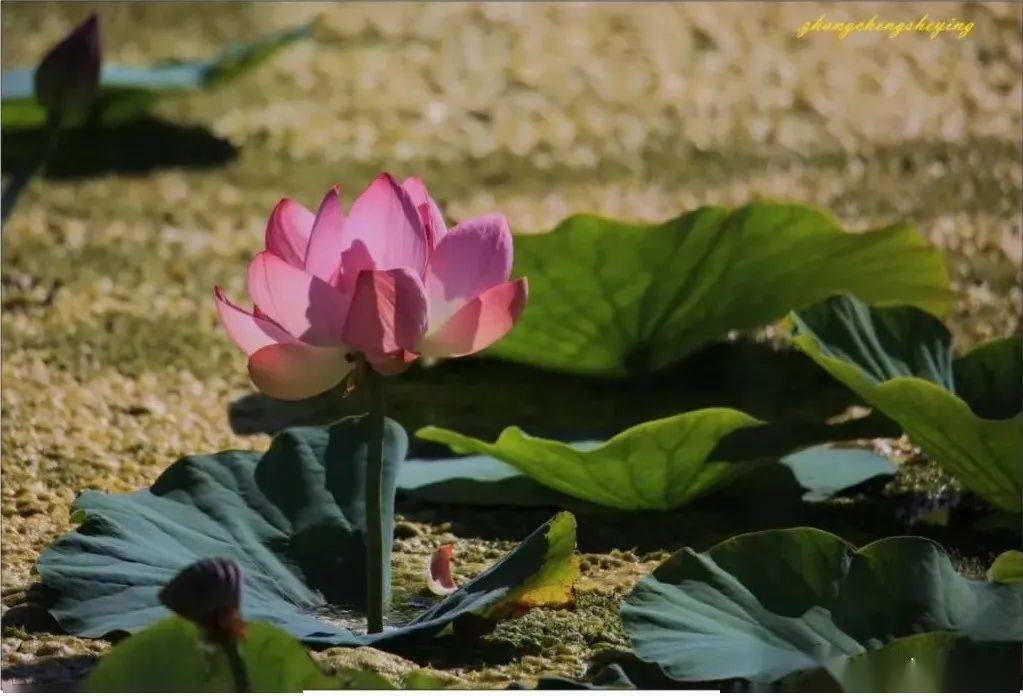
[364,368,387,634]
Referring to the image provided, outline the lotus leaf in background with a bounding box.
[399,444,896,509]
[620,528,1023,686]
[398,453,580,507]
[36,419,579,650]
[416,410,902,511]
[764,445,896,503]
[418,409,764,510]
[487,203,952,377]
[791,294,1023,511]
[1,21,314,130]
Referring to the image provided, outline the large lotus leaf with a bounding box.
[398,443,895,508]
[37,419,579,650]
[85,617,465,690]
[791,632,1022,692]
[792,294,1023,511]
[84,618,338,691]
[417,409,767,510]
[415,411,907,511]
[487,203,952,376]
[38,416,404,642]
[1,22,313,129]
[620,528,1023,684]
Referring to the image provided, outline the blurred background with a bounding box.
[1,0,1020,611]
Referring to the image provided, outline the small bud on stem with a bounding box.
[159,557,245,643]
[34,14,102,125]
[160,558,250,691]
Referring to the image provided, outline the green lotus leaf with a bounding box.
[36,419,579,651]
[1,21,314,129]
[487,203,952,376]
[84,618,338,691]
[791,294,1022,511]
[417,409,766,510]
[83,616,463,691]
[399,443,895,508]
[415,409,907,511]
[620,528,1023,685]
[988,550,1023,585]
[791,632,1022,692]
[84,614,468,691]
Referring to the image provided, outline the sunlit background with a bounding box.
[2,0,1020,681]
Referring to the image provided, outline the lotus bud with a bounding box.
[34,14,102,124]
[159,557,245,643]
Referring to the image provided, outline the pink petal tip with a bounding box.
[426,544,458,596]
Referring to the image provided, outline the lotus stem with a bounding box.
[223,639,250,692]
[1,114,60,230]
[364,368,387,634]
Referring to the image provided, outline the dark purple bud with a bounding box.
[159,558,245,642]
[34,14,102,123]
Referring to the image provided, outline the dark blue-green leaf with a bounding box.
[788,632,1022,692]
[620,528,1023,684]
[39,416,405,643]
[953,336,1022,420]
[781,445,896,502]
[38,421,578,651]
[398,454,577,507]
[792,294,1022,511]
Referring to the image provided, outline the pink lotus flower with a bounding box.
[215,174,528,400]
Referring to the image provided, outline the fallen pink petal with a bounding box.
[427,544,458,596]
